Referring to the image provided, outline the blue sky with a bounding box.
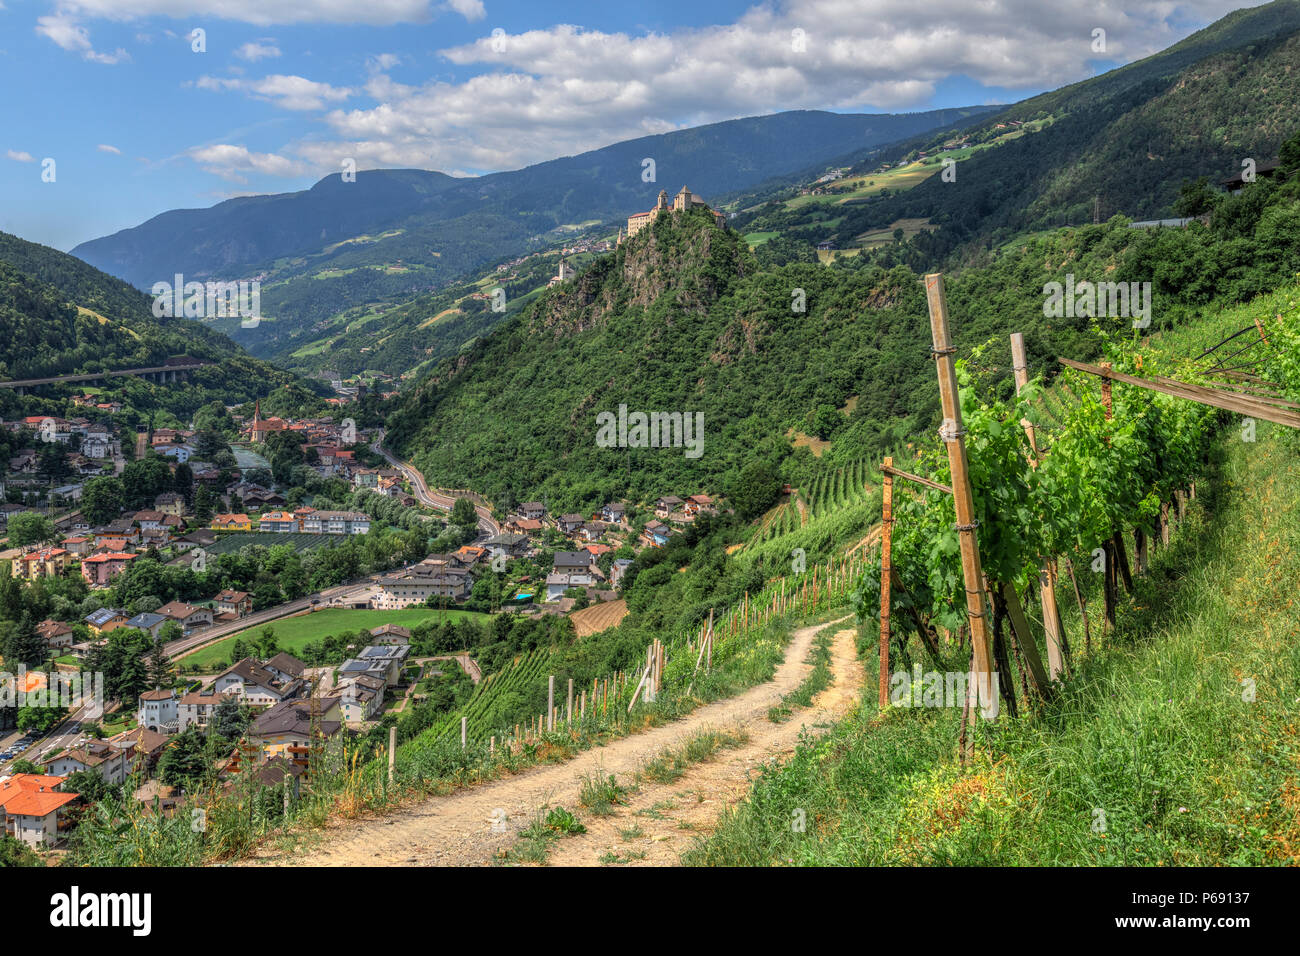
[0,0,1265,251]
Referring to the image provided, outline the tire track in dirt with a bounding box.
[245,615,859,868]
[545,624,864,866]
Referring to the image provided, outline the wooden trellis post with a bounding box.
[879,456,894,708]
[547,675,555,732]
[925,273,996,716]
[1010,332,1066,679]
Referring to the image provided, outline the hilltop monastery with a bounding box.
[618,186,727,245]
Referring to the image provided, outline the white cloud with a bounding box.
[97,143,122,154]
[6,150,36,163]
[367,52,402,72]
[186,144,310,182]
[195,73,353,111]
[299,0,1261,176]
[52,0,475,27]
[443,0,484,22]
[235,40,281,61]
[35,9,129,63]
[173,0,1267,184]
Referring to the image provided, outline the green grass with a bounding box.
[638,727,750,784]
[687,425,1300,865]
[499,806,587,865]
[579,770,632,816]
[180,607,487,669]
[768,627,834,722]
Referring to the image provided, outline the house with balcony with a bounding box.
[212,513,252,532]
[154,492,186,516]
[247,698,343,763]
[642,520,673,548]
[36,619,74,652]
[123,612,170,640]
[0,774,79,847]
[654,496,684,519]
[178,686,225,732]
[45,740,131,784]
[329,674,386,723]
[371,566,471,608]
[84,606,129,635]
[518,501,547,521]
[339,644,411,687]
[553,550,594,574]
[212,657,305,708]
[81,551,139,588]
[300,510,370,535]
[484,532,529,559]
[257,510,299,533]
[10,547,69,582]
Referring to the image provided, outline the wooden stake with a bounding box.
[925,273,995,717]
[547,675,555,732]
[1011,332,1065,679]
[1113,530,1134,594]
[879,455,894,708]
[999,582,1054,701]
[388,725,396,783]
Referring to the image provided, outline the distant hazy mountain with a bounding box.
[70,107,996,358]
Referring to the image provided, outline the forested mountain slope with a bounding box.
[0,230,313,416]
[732,0,1300,266]
[386,127,1300,515]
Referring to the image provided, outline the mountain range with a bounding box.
[70,108,995,360]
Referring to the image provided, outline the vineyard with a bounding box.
[204,532,339,554]
[412,646,553,748]
[855,275,1300,744]
[740,457,886,577]
[753,458,878,546]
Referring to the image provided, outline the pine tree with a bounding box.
[146,637,172,689]
[6,613,47,668]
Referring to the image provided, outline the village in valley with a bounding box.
[0,377,722,851]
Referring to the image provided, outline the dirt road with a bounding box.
[249,614,862,867]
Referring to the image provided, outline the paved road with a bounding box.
[0,697,102,774]
[371,430,499,537]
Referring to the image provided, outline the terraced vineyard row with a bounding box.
[409,646,553,751]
